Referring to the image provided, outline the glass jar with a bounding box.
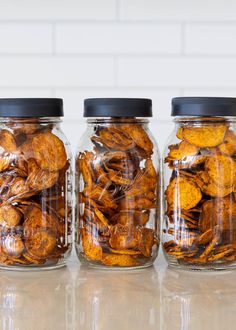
[163,97,236,271]
[0,98,72,270]
[75,98,160,269]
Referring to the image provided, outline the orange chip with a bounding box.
[199,197,236,232]
[182,125,227,147]
[196,171,233,197]
[121,124,154,156]
[218,130,236,156]
[109,224,141,250]
[166,141,199,160]
[0,205,21,227]
[26,158,59,191]
[31,132,67,171]
[165,176,202,210]
[194,228,214,245]
[82,228,102,261]
[95,127,135,151]
[139,228,155,257]
[101,253,138,266]
[25,230,56,259]
[109,248,141,255]
[0,129,17,152]
[205,154,235,188]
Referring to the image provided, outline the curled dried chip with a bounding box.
[121,124,153,156]
[0,205,21,227]
[26,158,59,191]
[101,253,138,266]
[0,129,17,152]
[182,124,227,147]
[165,176,202,210]
[205,154,235,188]
[139,228,155,257]
[31,132,67,171]
[109,224,141,250]
[82,228,102,261]
[166,141,199,160]
[199,197,236,232]
[25,230,56,259]
[94,127,135,151]
[196,171,233,197]
[218,130,236,156]
[109,248,141,255]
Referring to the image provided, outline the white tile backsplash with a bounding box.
[0,0,234,147]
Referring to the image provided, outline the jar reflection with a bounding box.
[161,268,236,330]
[0,268,73,330]
[74,266,160,330]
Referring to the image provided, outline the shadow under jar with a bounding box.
[163,97,236,271]
[0,98,72,270]
[75,98,160,269]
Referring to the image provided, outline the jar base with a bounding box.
[78,253,155,271]
[166,256,236,272]
[0,260,67,272]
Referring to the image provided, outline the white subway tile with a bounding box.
[118,57,236,88]
[0,24,52,54]
[55,23,181,54]
[0,0,116,20]
[120,0,236,21]
[0,57,114,87]
[54,88,180,120]
[185,24,236,55]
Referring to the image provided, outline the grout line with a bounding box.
[1,19,236,24]
[116,0,121,21]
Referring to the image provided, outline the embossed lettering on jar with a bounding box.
[0,98,72,270]
[75,98,160,269]
[163,97,236,271]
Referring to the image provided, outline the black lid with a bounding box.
[172,97,236,117]
[0,98,63,117]
[84,98,152,117]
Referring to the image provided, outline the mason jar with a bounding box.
[75,98,160,269]
[0,98,72,270]
[163,97,236,270]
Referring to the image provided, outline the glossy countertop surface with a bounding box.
[0,251,236,330]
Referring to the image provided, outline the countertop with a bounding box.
[0,251,236,330]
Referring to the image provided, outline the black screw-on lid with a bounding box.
[172,97,236,117]
[84,98,152,117]
[0,98,64,117]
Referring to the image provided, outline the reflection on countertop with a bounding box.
[0,253,236,330]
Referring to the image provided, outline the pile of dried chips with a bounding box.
[164,119,236,267]
[0,123,71,267]
[77,122,159,267]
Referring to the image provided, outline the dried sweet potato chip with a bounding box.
[205,154,235,188]
[101,253,138,266]
[0,205,21,227]
[95,127,135,151]
[196,171,233,197]
[166,141,199,160]
[182,124,227,147]
[0,129,17,152]
[218,130,236,156]
[165,176,202,210]
[109,224,141,250]
[121,124,153,156]
[31,132,67,171]
[25,230,56,259]
[82,228,102,261]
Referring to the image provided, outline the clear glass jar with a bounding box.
[163,97,236,271]
[75,98,160,269]
[0,98,72,270]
